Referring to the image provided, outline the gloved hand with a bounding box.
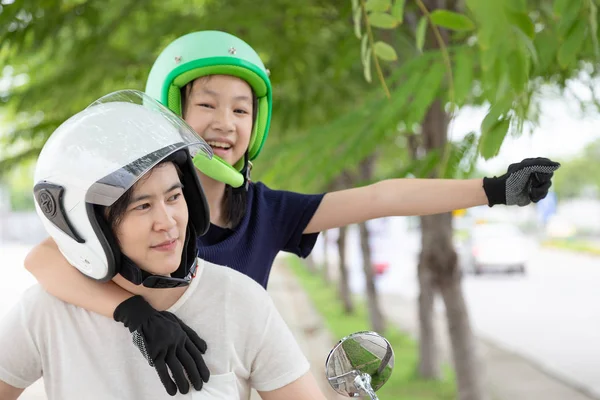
[114,295,210,396]
[482,157,560,207]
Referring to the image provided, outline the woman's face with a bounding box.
[114,163,188,276]
[182,75,254,167]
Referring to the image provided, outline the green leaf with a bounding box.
[361,33,369,64]
[406,61,445,125]
[365,0,391,12]
[453,48,474,106]
[429,10,475,31]
[590,0,599,60]
[557,0,583,37]
[507,46,528,92]
[391,0,405,23]
[479,118,510,160]
[351,0,359,13]
[557,19,588,69]
[553,0,571,17]
[442,132,478,178]
[373,41,397,61]
[480,96,513,136]
[480,45,500,72]
[514,27,539,68]
[368,12,399,29]
[353,4,363,39]
[505,0,527,13]
[416,17,427,51]
[507,12,535,38]
[364,49,373,83]
[533,29,557,72]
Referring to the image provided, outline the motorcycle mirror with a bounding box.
[325,331,394,399]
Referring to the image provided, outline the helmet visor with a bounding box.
[82,89,212,206]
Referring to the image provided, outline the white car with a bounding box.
[460,223,529,274]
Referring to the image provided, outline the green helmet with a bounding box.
[145,31,272,188]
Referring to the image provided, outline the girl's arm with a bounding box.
[305,178,487,234]
[305,157,560,234]
[24,237,133,318]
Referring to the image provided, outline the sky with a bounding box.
[451,79,600,174]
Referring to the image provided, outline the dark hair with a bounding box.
[181,77,259,228]
[105,161,182,233]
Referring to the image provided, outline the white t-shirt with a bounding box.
[0,259,310,399]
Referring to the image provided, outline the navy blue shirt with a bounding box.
[196,182,325,288]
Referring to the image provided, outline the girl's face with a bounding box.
[183,75,254,167]
[114,163,188,276]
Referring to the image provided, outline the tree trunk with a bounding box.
[358,221,385,333]
[305,253,316,273]
[417,239,441,378]
[421,96,486,400]
[406,112,440,379]
[439,269,486,400]
[332,171,355,314]
[322,230,330,283]
[337,225,354,314]
[358,155,385,333]
[408,0,486,396]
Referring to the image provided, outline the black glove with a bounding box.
[482,157,560,207]
[114,295,210,396]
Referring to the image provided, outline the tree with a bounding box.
[332,171,355,314]
[0,0,372,178]
[357,155,386,333]
[336,224,354,314]
[344,0,600,399]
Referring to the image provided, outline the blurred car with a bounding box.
[460,223,529,274]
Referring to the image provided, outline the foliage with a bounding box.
[349,0,600,169]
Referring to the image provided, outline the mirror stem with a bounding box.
[353,373,378,400]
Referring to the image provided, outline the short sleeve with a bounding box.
[225,270,310,392]
[257,183,324,257]
[0,289,43,388]
[248,292,310,391]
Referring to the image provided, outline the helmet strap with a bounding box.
[232,151,252,193]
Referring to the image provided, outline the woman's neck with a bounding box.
[113,275,188,311]
[197,171,228,227]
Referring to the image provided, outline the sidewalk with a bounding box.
[271,256,597,400]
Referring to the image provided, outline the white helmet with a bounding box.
[33,90,213,286]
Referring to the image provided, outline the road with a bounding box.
[313,217,600,397]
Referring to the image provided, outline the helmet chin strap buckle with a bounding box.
[142,275,191,289]
[244,160,253,191]
[141,258,198,289]
[233,152,251,192]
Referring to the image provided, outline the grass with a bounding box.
[286,256,456,399]
[542,238,600,256]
